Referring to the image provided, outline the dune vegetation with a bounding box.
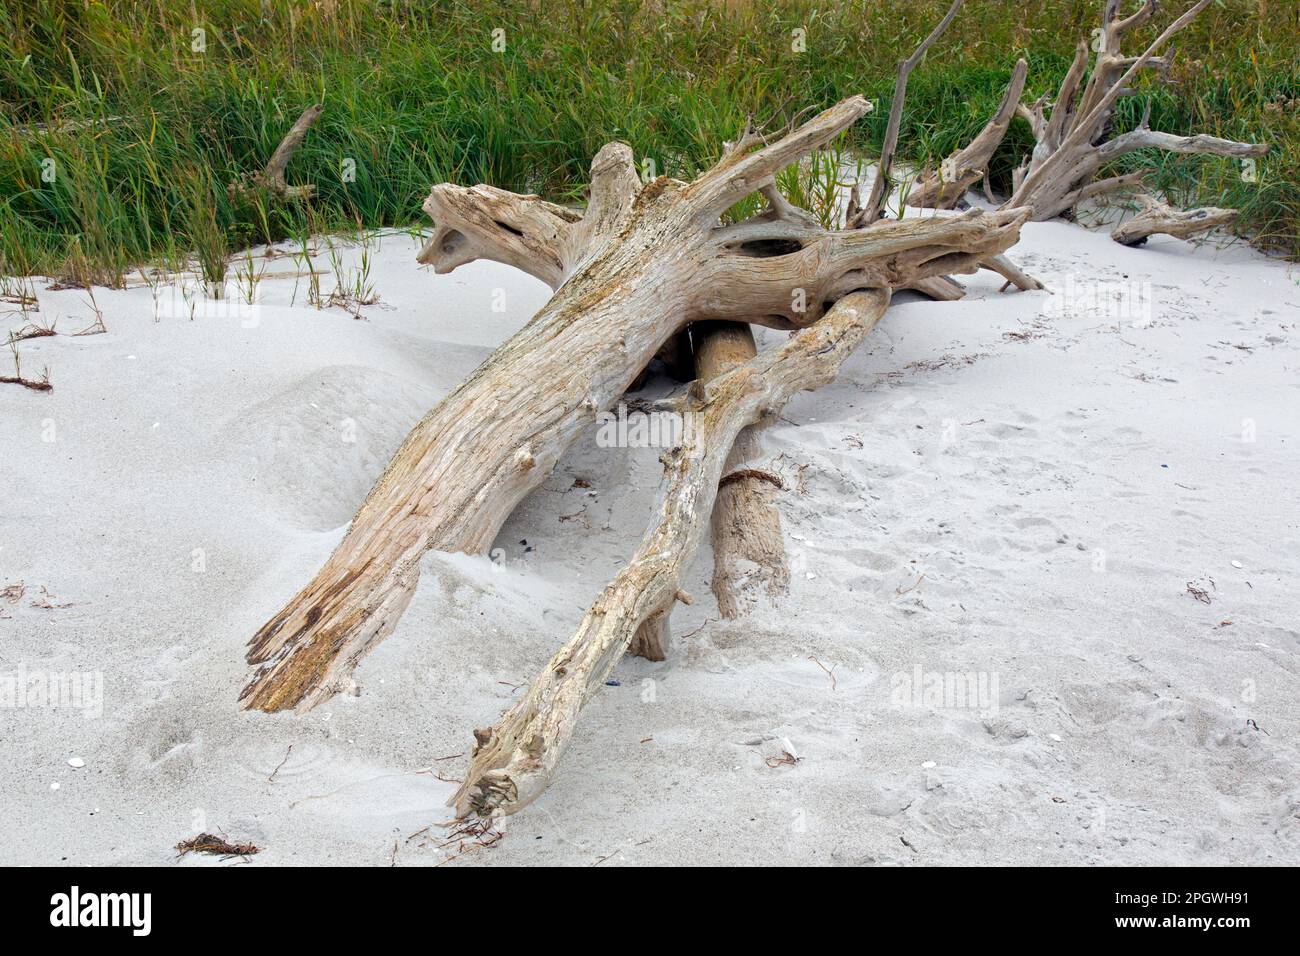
[1,0,1296,285]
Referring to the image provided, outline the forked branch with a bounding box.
[451,288,895,819]
[907,59,1028,209]
[1111,191,1239,245]
[1004,0,1267,226]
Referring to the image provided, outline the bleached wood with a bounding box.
[907,59,1028,210]
[241,101,1027,713]
[1003,0,1266,227]
[451,288,895,819]
[415,142,638,290]
[1111,192,1239,245]
[693,321,789,621]
[1097,129,1267,161]
[852,0,965,227]
[982,253,1046,292]
[902,275,967,301]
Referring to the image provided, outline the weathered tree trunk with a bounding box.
[627,318,780,659]
[241,97,1027,713]
[694,321,789,620]
[1005,0,1267,224]
[452,288,894,818]
[1111,192,1239,245]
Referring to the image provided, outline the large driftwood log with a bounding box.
[1110,191,1239,245]
[241,97,1027,713]
[1005,0,1266,224]
[452,288,897,818]
[907,59,1028,209]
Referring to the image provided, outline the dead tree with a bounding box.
[1110,191,1239,245]
[1004,0,1266,225]
[229,104,323,203]
[241,94,1026,713]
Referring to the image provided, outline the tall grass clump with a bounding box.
[0,0,1295,281]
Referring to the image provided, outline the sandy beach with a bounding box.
[3,203,1298,866]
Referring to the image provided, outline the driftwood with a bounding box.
[455,204,1027,817]
[443,0,1037,816]
[1004,0,1266,224]
[229,104,323,202]
[907,59,1028,210]
[694,321,789,621]
[847,0,965,228]
[627,318,784,660]
[841,1,1040,297]
[228,0,1268,827]
[241,96,1028,713]
[1111,191,1239,245]
[452,289,899,817]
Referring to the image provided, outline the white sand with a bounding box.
[3,210,1298,866]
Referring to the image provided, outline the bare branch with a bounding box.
[690,97,874,220]
[1113,0,1159,38]
[908,58,1028,209]
[452,289,894,818]
[1041,42,1090,153]
[1098,129,1268,161]
[263,104,324,196]
[852,0,965,227]
[982,253,1046,292]
[229,103,323,202]
[1010,0,1213,211]
[1112,192,1239,245]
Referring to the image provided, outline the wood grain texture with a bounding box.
[451,288,896,819]
[1005,0,1266,225]
[241,96,1027,714]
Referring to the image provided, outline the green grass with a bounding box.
[1,0,1296,283]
